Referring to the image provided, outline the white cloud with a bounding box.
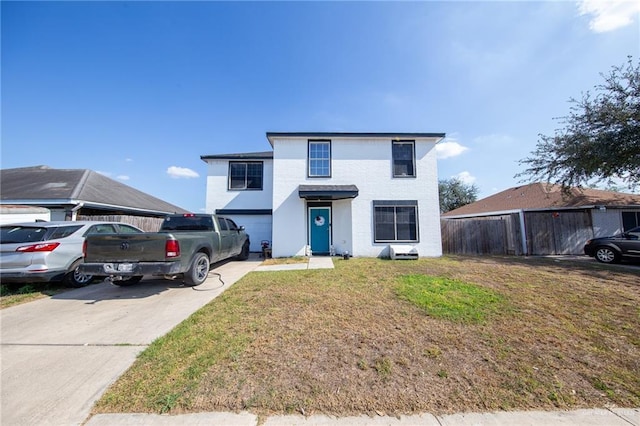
[117,175,130,181]
[578,0,640,32]
[125,158,133,162]
[453,171,477,185]
[436,139,469,159]
[167,166,200,179]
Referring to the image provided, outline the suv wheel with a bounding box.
[64,261,94,288]
[595,247,621,264]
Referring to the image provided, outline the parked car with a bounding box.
[0,221,144,287]
[584,226,640,264]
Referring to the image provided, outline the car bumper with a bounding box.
[584,245,595,257]
[0,270,65,283]
[78,262,183,277]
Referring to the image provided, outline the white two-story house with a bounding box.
[201,132,445,258]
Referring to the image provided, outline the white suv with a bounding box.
[0,221,143,287]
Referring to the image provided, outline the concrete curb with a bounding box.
[85,407,640,426]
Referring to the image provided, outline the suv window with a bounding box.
[0,226,49,243]
[117,224,143,234]
[49,225,83,240]
[85,224,117,235]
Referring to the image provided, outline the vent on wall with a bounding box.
[389,245,419,260]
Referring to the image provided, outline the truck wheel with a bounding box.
[184,252,210,286]
[111,276,143,286]
[237,241,250,261]
[64,260,94,288]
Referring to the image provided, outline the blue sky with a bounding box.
[2,1,639,212]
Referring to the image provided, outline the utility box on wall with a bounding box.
[389,245,419,260]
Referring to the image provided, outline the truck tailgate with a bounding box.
[84,233,171,263]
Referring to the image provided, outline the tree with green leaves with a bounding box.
[439,178,479,213]
[518,57,639,190]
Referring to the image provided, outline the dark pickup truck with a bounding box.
[79,214,250,286]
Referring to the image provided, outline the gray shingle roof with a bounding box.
[1,166,189,215]
[443,182,640,217]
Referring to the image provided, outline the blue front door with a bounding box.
[309,207,330,255]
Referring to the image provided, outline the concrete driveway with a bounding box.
[1,255,262,426]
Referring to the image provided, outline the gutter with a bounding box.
[1,199,182,216]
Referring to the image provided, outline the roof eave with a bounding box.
[267,132,446,146]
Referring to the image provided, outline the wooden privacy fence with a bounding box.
[77,215,163,232]
[525,210,593,255]
[441,210,594,256]
[441,214,523,256]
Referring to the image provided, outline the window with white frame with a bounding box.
[373,200,419,242]
[308,140,331,177]
[228,162,263,190]
[392,140,415,177]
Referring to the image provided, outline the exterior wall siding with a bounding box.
[271,136,442,258]
[592,209,624,237]
[204,158,274,252]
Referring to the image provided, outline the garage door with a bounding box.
[229,215,272,252]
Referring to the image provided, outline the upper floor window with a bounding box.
[392,141,415,177]
[308,140,331,177]
[229,162,263,190]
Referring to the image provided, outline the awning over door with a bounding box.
[298,184,359,201]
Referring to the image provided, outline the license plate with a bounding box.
[103,263,134,273]
[117,263,134,272]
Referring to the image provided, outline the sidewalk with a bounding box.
[254,256,335,272]
[86,407,640,425]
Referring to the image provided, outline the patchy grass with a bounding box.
[396,275,507,324]
[0,283,71,309]
[93,256,640,418]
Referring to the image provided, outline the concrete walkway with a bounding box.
[254,256,335,272]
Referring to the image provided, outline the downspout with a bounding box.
[518,209,528,255]
[68,202,84,221]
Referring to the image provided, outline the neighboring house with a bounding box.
[441,182,640,256]
[202,132,446,257]
[0,205,51,225]
[1,166,189,224]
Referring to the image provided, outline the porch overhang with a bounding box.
[298,184,359,201]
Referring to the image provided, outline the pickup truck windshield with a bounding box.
[161,216,214,231]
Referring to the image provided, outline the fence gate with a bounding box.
[525,211,593,255]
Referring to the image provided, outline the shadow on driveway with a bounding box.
[51,258,237,304]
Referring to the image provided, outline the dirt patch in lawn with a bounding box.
[94,256,640,417]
